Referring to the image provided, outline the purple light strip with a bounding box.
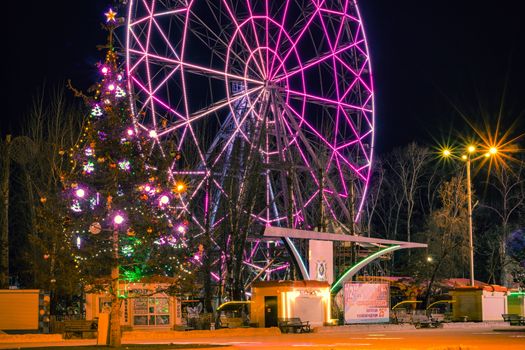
[270,0,327,80]
[246,0,267,78]
[221,0,265,75]
[268,0,290,78]
[267,263,290,274]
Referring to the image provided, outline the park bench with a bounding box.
[502,314,525,326]
[428,313,445,325]
[392,310,412,324]
[63,320,98,339]
[412,312,441,328]
[278,317,311,333]
[412,313,432,328]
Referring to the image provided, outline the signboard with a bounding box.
[309,240,333,284]
[344,283,389,323]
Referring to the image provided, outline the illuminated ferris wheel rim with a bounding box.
[125,0,375,227]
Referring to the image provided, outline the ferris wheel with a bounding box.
[126,0,374,285]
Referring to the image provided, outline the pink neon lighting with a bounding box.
[126,0,375,275]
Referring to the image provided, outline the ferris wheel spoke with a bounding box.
[133,65,181,113]
[330,0,351,51]
[130,75,186,121]
[285,88,370,113]
[245,0,267,78]
[211,90,265,167]
[338,107,372,163]
[221,0,265,76]
[335,55,373,96]
[267,0,291,80]
[270,0,327,80]
[150,16,182,60]
[274,39,365,83]
[157,86,263,137]
[281,124,347,223]
[143,8,158,128]
[128,49,264,85]
[284,101,367,183]
[128,26,148,54]
[187,11,261,78]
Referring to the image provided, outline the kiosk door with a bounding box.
[264,296,278,327]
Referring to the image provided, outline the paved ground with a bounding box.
[1,327,523,349]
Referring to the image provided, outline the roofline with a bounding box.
[263,226,427,248]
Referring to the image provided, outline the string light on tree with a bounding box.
[118,160,131,171]
[159,195,170,206]
[83,161,95,173]
[91,105,103,117]
[113,214,125,225]
[116,86,126,98]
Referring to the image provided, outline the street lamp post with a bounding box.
[441,145,498,287]
[465,155,475,287]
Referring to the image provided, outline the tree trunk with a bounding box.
[203,178,213,313]
[0,135,10,288]
[499,236,508,287]
[109,229,121,347]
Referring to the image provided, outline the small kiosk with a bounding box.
[250,280,331,328]
[85,278,183,330]
[450,285,508,322]
[507,291,525,317]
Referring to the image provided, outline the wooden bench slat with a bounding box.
[63,320,98,339]
[278,317,311,333]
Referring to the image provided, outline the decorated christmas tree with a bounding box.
[63,9,193,346]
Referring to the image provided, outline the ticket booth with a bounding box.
[250,280,331,328]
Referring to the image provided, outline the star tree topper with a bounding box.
[105,8,117,23]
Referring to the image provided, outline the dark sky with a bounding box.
[5,1,525,153]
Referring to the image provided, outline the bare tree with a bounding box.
[363,159,385,237]
[417,176,469,307]
[386,143,431,246]
[13,87,85,295]
[481,162,524,286]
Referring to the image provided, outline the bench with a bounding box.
[278,317,311,333]
[502,314,525,326]
[412,314,432,328]
[63,320,98,339]
[392,311,412,324]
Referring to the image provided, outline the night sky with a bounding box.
[5,0,525,153]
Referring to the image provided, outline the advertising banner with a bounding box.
[344,283,390,323]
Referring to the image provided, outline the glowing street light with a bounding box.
[437,143,499,287]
